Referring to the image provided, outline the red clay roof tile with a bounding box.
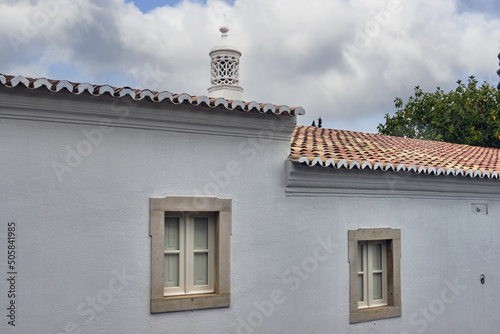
[290,125,500,179]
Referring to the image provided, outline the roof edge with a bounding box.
[286,160,500,198]
[0,73,306,117]
[289,156,499,180]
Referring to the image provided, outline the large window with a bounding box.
[150,196,231,313]
[348,228,401,324]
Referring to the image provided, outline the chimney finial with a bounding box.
[207,25,244,100]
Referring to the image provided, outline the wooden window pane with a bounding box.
[194,253,208,286]
[373,243,382,270]
[373,273,382,300]
[164,254,179,287]
[358,274,364,302]
[357,243,363,272]
[194,217,208,249]
[165,217,179,251]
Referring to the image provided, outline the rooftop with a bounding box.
[290,125,500,179]
[3,73,500,180]
[0,73,305,117]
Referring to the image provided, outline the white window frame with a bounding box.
[186,213,215,295]
[163,212,215,297]
[163,213,185,296]
[348,228,401,324]
[150,196,231,313]
[357,240,387,309]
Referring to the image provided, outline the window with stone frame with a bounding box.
[348,228,401,323]
[150,196,231,313]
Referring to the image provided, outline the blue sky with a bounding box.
[125,0,235,12]
[1,0,499,133]
[457,0,500,14]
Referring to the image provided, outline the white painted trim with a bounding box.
[163,213,186,296]
[357,240,387,309]
[0,89,297,141]
[286,161,500,198]
[186,213,215,295]
[357,242,367,309]
[367,240,387,307]
[293,157,499,179]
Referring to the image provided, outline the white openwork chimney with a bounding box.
[208,26,244,100]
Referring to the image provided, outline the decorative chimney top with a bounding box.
[208,26,244,100]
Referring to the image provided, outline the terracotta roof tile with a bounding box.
[0,74,305,116]
[290,125,500,179]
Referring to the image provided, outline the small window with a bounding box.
[349,228,401,324]
[357,240,387,309]
[164,212,215,296]
[150,197,231,313]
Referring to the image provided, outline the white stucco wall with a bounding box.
[1,91,499,334]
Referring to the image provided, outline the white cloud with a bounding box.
[0,0,499,132]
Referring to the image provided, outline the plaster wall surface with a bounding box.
[0,97,499,334]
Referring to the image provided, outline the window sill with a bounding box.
[151,293,230,313]
[350,305,401,324]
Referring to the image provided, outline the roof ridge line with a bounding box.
[0,73,305,117]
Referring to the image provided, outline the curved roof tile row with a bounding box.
[290,126,500,179]
[0,74,305,116]
[4,73,500,180]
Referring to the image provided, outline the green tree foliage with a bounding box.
[377,76,500,148]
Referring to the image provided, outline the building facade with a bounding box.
[1,72,500,334]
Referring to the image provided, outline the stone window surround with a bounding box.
[348,228,401,324]
[150,196,231,313]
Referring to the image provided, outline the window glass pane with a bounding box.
[373,273,383,300]
[357,274,363,302]
[194,253,208,285]
[164,254,179,287]
[357,243,363,272]
[164,217,179,251]
[194,217,209,249]
[373,243,382,270]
